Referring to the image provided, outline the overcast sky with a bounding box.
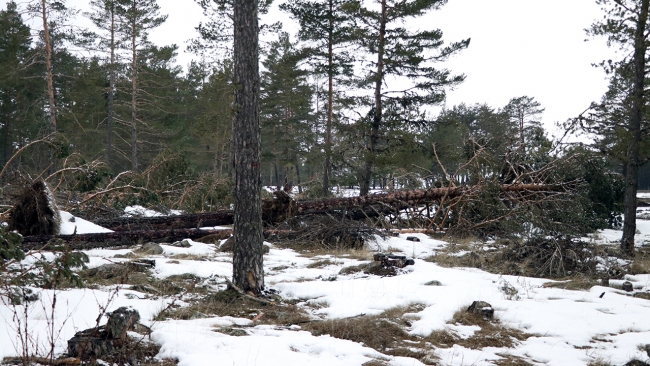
[5,0,615,137]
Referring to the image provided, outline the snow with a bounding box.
[3,213,650,364]
[59,211,113,235]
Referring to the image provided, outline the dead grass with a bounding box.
[629,247,650,275]
[157,288,312,325]
[307,259,335,268]
[541,276,599,291]
[494,353,534,366]
[167,253,210,261]
[291,246,373,261]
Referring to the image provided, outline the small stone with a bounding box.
[135,242,163,255]
[467,301,494,318]
[406,236,421,242]
[390,231,400,237]
[170,239,192,248]
[263,244,270,254]
[622,281,634,292]
[68,216,76,222]
[424,280,442,286]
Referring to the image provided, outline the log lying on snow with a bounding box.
[95,184,562,231]
[21,228,233,251]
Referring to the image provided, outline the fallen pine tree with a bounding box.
[94,184,564,232]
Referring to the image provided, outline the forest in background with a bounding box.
[1,0,649,245]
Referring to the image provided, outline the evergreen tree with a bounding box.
[346,0,469,195]
[117,0,167,171]
[260,33,315,192]
[0,2,38,167]
[280,0,355,194]
[84,0,124,168]
[232,0,264,294]
[577,0,650,255]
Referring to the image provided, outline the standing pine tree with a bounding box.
[84,0,123,168]
[260,33,315,193]
[346,0,469,195]
[576,0,650,255]
[118,0,166,171]
[281,0,355,195]
[232,0,264,294]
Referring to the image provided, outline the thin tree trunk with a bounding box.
[106,4,115,166]
[130,1,138,171]
[361,0,386,196]
[621,0,649,256]
[41,0,57,173]
[322,0,334,195]
[232,0,264,294]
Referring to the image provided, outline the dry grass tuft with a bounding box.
[158,288,312,325]
[541,276,599,291]
[629,247,650,275]
[494,353,535,366]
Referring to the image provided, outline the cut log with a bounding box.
[21,228,233,251]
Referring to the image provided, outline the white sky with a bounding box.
[5,0,614,137]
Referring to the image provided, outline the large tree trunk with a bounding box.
[621,0,649,256]
[361,0,386,196]
[21,228,232,251]
[232,0,264,294]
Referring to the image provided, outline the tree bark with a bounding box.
[232,0,264,294]
[621,0,649,256]
[21,228,232,251]
[361,0,386,196]
[322,0,334,195]
[41,0,56,134]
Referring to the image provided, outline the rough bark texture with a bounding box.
[232,0,264,294]
[361,0,386,196]
[41,0,56,134]
[21,228,231,250]
[621,0,649,256]
[323,0,334,194]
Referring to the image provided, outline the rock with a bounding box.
[406,236,420,242]
[467,301,494,318]
[622,281,634,292]
[170,239,192,248]
[219,237,234,252]
[263,244,270,254]
[645,344,650,358]
[424,280,442,286]
[129,259,155,270]
[373,253,415,268]
[85,264,127,279]
[135,242,163,255]
[113,252,136,259]
[106,307,140,340]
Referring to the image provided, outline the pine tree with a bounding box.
[232,0,264,294]
[117,0,167,171]
[84,0,123,168]
[260,33,315,193]
[577,0,650,255]
[346,0,469,195]
[280,0,355,194]
[0,2,36,166]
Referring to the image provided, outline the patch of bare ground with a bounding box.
[541,276,599,291]
[156,288,312,326]
[629,247,650,275]
[494,353,535,366]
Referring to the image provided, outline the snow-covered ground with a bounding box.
[2,217,650,365]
